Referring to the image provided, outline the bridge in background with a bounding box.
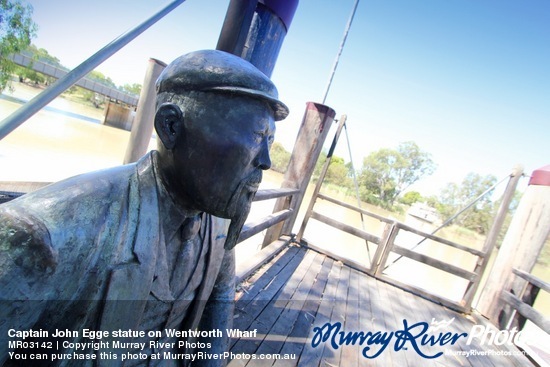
[10,53,139,107]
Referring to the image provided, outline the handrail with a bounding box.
[238,209,294,243]
[0,0,186,141]
[254,188,300,201]
[500,268,550,334]
[512,268,550,293]
[317,192,393,224]
[302,191,487,313]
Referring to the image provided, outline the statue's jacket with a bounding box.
[0,152,234,366]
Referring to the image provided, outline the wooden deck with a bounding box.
[228,243,533,367]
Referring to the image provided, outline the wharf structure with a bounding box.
[1,1,548,366]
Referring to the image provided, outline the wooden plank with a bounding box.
[394,222,485,257]
[246,252,325,367]
[310,211,381,244]
[262,104,337,246]
[374,223,399,278]
[357,268,380,367]
[272,256,334,367]
[236,246,300,305]
[365,275,396,366]
[375,275,412,367]
[231,246,533,367]
[397,282,469,367]
[230,250,318,366]
[391,244,478,281]
[301,239,372,275]
[512,268,550,293]
[369,222,394,276]
[317,193,394,224]
[320,264,351,365]
[238,209,293,242]
[235,237,290,284]
[298,259,343,366]
[232,247,306,352]
[294,115,347,245]
[477,182,550,324]
[376,274,468,314]
[235,247,304,312]
[355,272,392,366]
[253,188,300,201]
[340,268,360,367]
[501,290,550,334]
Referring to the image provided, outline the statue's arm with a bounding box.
[0,208,56,363]
[196,247,236,367]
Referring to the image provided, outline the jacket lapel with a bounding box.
[97,153,161,366]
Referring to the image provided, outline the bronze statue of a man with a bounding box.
[0,49,288,366]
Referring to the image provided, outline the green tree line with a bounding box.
[1,0,141,96]
[271,140,517,236]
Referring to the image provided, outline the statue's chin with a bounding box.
[211,172,261,249]
[223,189,256,250]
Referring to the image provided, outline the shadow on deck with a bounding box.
[229,243,532,367]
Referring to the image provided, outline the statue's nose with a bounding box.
[255,139,272,170]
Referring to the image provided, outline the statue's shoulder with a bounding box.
[11,162,141,216]
[0,205,56,276]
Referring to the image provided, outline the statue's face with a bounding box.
[171,93,276,218]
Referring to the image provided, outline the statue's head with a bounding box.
[153,50,288,247]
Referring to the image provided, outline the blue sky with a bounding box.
[25,0,550,196]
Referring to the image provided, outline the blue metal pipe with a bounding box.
[0,0,185,141]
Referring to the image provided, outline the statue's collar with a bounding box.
[150,151,193,243]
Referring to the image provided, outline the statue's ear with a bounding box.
[155,103,184,150]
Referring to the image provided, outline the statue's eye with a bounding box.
[253,131,264,143]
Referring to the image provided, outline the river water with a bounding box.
[0,82,149,182]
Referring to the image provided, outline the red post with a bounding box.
[477,165,550,325]
[262,102,336,247]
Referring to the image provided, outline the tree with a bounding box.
[87,70,116,88]
[14,45,62,85]
[312,151,352,188]
[25,44,61,66]
[0,0,37,91]
[269,142,291,173]
[14,64,44,84]
[359,141,436,208]
[435,173,497,234]
[324,156,351,187]
[399,191,423,205]
[121,83,142,96]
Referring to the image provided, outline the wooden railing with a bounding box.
[0,183,300,246]
[500,268,550,334]
[374,220,487,313]
[299,192,488,313]
[237,188,300,243]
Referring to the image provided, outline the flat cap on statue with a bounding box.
[156,49,289,121]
